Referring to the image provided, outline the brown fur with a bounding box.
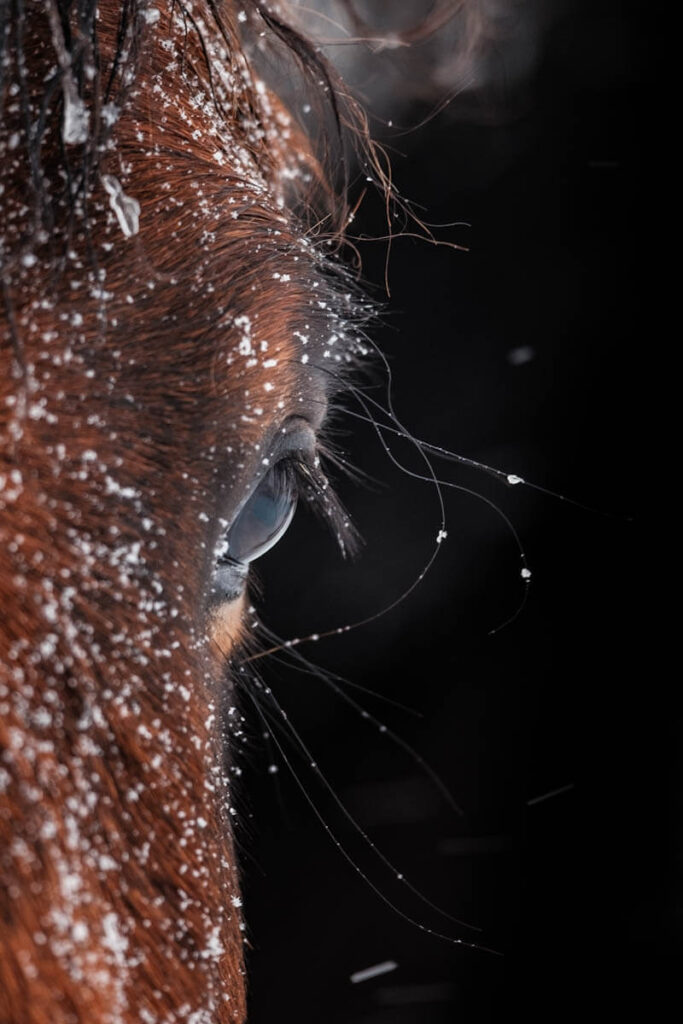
[0,2,356,1021]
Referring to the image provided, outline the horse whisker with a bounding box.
[241,674,493,945]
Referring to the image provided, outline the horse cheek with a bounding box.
[209,595,247,660]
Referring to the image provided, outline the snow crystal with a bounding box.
[102,175,141,238]
[201,925,225,961]
[71,922,89,943]
[63,94,89,145]
[186,1012,213,1024]
[101,102,120,128]
[104,475,139,501]
[102,912,128,962]
[350,961,398,984]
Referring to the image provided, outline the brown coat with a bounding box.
[0,3,360,1020]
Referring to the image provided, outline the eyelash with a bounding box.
[280,452,358,559]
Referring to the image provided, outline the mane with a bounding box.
[0,1,387,263]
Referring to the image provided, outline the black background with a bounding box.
[240,3,670,1022]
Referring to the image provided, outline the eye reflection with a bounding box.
[224,462,298,565]
[210,460,299,606]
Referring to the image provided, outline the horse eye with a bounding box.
[224,461,297,565]
[210,420,321,608]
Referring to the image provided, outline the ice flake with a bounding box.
[102,175,141,238]
[104,475,139,501]
[350,961,398,984]
[187,1012,213,1024]
[101,102,120,128]
[63,94,89,145]
[102,912,128,961]
[201,925,225,961]
[143,5,161,25]
[71,921,89,943]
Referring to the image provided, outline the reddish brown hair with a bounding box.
[0,3,367,1021]
[0,1,488,1019]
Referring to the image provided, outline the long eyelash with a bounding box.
[282,452,361,559]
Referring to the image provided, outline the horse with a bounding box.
[0,2,381,1020]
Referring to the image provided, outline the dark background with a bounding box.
[239,3,671,1022]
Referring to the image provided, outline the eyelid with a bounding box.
[219,418,316,527]
[272,417,318,461]
[243,419,317,509]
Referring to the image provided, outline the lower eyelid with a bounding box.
[210,561,248,606]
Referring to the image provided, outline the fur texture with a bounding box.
[0,2,363,1021]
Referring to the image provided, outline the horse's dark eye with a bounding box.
[210,419,354,607]
[211,460,298,606]
[225,462,297,565]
